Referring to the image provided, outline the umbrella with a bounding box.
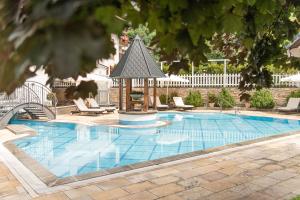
[26,69,49,85]
[280,74,300,82]
[157,74,189,104]
[76,74,113,86]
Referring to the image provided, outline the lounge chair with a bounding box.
[73,98,105,114]
[150,96,168,110]
[173,97,194,110]
[86,98,116,112]
[277,98,300,112]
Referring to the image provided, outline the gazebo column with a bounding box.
[126,79,132,111]
[153,78,157,110]
[118,79,123,111]
[144,78,149,111]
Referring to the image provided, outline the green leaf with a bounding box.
[247,0,256,6]
[222,13,243,33]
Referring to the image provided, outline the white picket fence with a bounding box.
[112,73,298,88]
[52,73,299,88]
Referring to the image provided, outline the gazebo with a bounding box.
[110,35,165,125]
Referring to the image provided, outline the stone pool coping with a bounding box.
[4,124,300,187]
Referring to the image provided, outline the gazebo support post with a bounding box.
[119,79,123,111]
[153,78,157,110]
[126,79,132,111]
[144,78,149,111]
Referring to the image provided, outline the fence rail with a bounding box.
[112,73,298,88]
[52,74,299,88]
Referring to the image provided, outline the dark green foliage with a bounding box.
[250,89,275,109]
[208,92,217,103]
[286,90,300,102]
[159,91,178,104]
[159,94,168,105]
[1,0,300,96]
[185,91,203,107]
[240,92,251,102]
[217,88,235,108]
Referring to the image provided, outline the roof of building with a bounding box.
[110,35,165,79]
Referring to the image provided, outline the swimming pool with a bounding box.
[10,112,300,178]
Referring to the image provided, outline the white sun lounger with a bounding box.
[73,98,105,114]
[173,97,194,110]
[150,96,168,110]
[277,98,300,112]
[86,98,116,112]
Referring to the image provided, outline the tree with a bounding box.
[1,0,300,96]
[126,24,156,47]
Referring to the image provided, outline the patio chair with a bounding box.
[277,98,300,112]
[173,97,194,110]
[86,98,116,112]
[150,96,169,110]
[73,98,105,115]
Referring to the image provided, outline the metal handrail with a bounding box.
[218,98,240,114]
[0,81,57,119]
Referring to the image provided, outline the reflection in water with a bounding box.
[11,113,300,177]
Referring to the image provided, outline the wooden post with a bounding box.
[118,79,123,111]
[144,78,149,111]
[153,78,157,110]
[126,79,132,111]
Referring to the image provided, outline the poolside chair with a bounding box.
[73,98,105,115]
[277,98,300,112]
[86,98,116,112]
[150,96,168,110]
[173,97,194,110]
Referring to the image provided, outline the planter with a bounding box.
[130,93,144,101]
[244,102,251,108]
[209,103,215,108]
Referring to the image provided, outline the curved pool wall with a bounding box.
[119,112,157,125]
[9,112,300,178]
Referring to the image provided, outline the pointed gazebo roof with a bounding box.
[110,35,165,78]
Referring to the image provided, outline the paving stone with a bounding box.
[118,191,157,200]
[201,179,237,192]
[261,164,284,172]
[201,171,228,182]
[250,176,281,188]
[123,181,156,193]
[89,188,129,200]
[267,169,298,181]
[176,186,212,200]
[96,178,131,190]
[150,175,180,185]
[177,176,208,189]
[149,168,179,177]
[149,183,184,197]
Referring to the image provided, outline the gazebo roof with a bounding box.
[110,35,165,79]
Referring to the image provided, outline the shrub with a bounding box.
[217,88,235,108]
[159,91,178,104]
[250,89,275,109]
[185,91,203,107]
[208,92,217,103]
[159,94,169,104]
[169,91,178,103]
[286,90,300,102]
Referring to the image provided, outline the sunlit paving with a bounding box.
[1,1,300,200]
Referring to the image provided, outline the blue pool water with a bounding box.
[10,113,300,178]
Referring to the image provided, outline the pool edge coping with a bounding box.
[3,128,300,187]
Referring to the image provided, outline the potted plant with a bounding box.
[240,92,251,108]
[208,92,217,107]
[130,91,144,100]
